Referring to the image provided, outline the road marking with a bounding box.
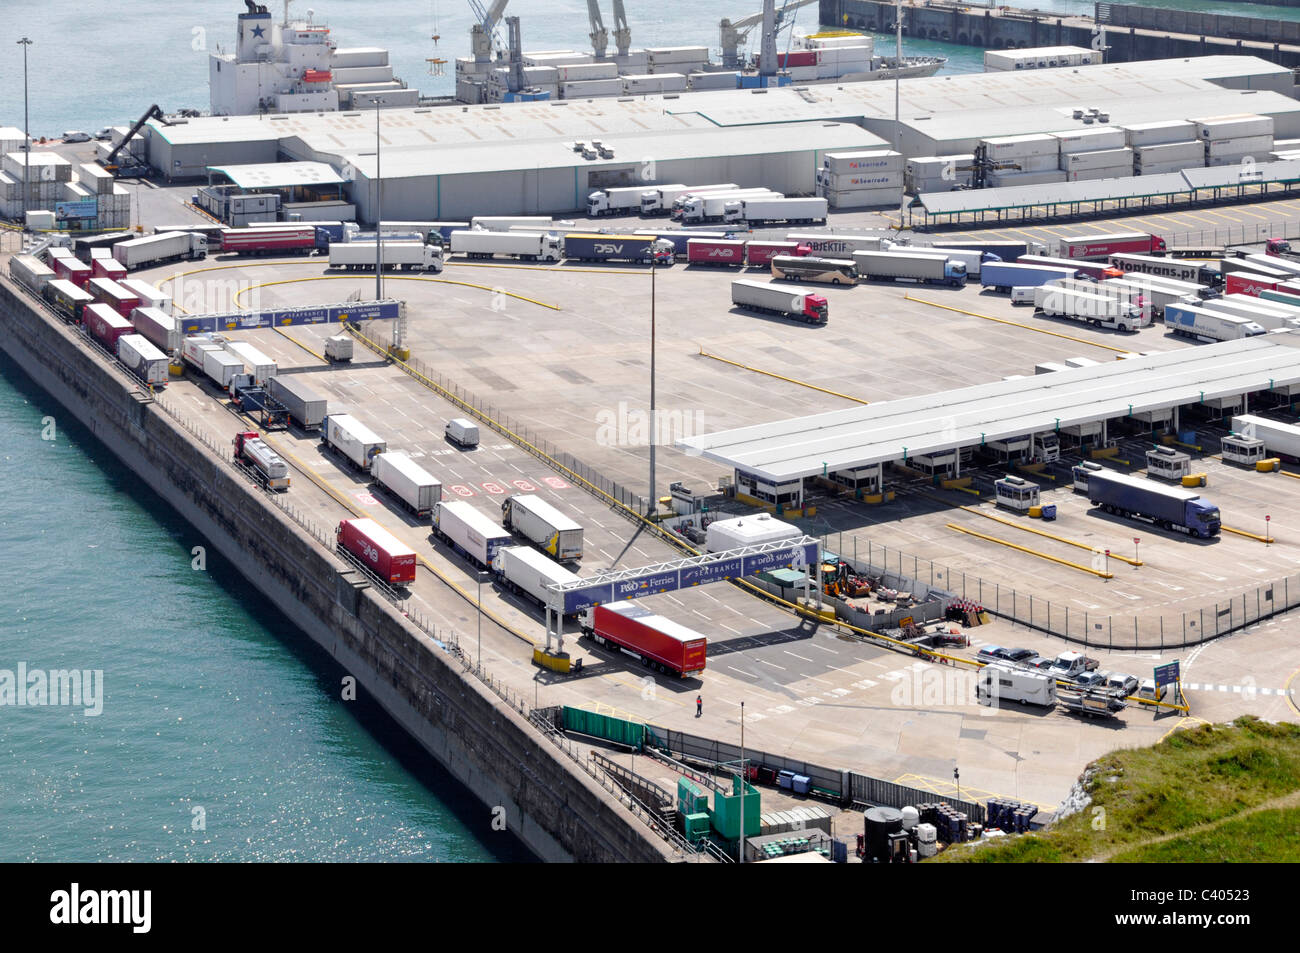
[797,697,822,706]
[883,670,907,681]
[830,687,852,697]
[724,604,744,616]
[1153,581,1184,592]
[769,704,796,714]
[1199,572,1228,582]
[1110,591,1142,601]
[719,623,742,635]
[692,610,711,621]
[785,651,813,662]
[853,679,878,690]
[864,659,889,670]
[810,643,838,654]
[727,665,758,679]
[746,711,767,722]
[757,658,785,670]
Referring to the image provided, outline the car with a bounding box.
[976,645,1006,663]
[1023,655,1054,670]
[62,131,91,143]
[1138,679,1167,702]
[94,127,113,141]
[1002,647,1037,663]
[1073,671,1107,690]
[1106,672,1140,696]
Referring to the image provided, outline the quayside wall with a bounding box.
[0,276,673,864]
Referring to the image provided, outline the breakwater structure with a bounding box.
[0,269,678,864]
[822,0,1300,68]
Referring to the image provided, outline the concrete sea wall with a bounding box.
[0,277,673,864]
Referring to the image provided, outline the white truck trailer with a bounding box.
[491,545,582,612]
[1198,295,1300,331]
[130,306,180,353]
[117,333,170,388]
[1163,303,1267,341]
[1230,414,1300,460]
[322,413,387,471]
[501,494,583,562]
[223,340,278,385]
[724,196,828,226]
[642,183,736,215]
[202,348,244,389]
[977,662,1059,707]
[433,500,514,569]
[469,216,554,231]
[852,250,967,287]
[328,241,443,272]
[449,230,563,262]
[676,189,780,223]
[112,231,206,270]
[371,451,442,517]
[119,278,173,315]
[1033,285,1145,331]
[730,279,828,324]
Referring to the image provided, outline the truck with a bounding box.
[181,335,222,370]
[744,240,811,267]
[929,239,1046,260]
[562,233,673,264]
[587,186,655,217]
[1100,278,1198,318]
[233,430,290,490]
[92,257,130,282]
[686,238,747,267]
[324,335,353,362]
[52,255,92,288]
[87,276,141,319]
[223,340,278,385]
[1163,303,1266,342]
[976,662,1058,707]
[371,451,442,517]
[432,500,514,569]
[8,254,55,295]
[771,255,857,285]
[266,375,328,431]
[705,513,801,553]
[322,413,386,471]
[202,348,244,389]
[469,216,554,232]
[336,518,417,586]
[1225,271,1283,297]
[328,241,444,272]
[1230,414,1300,461]
[640,183,736,215]
[1107,252,1222,287]
[785,233,885,256]
[116,333,169,388]
[981,261,1083,293]
[730,278,828,324]
[501,494,583,562]
[220,225,317,256]
[851,250,967,287]
[83,303,134,350]
[72,231,136,263]
[676,190,779,224]
[1199,295,1300,331]
[491,545,582,612]
[227,375,289,431]
[1237,252,1300,279]
[892,245,998,278]
[1047,651,1097,680]
[448,229,562,262]
[1018,255,1121,281]
[118,278,172,315]
[112,231,207,270]
[1059,231,1167,260]
[724,196,828,226]
[1087,469,1221,537]
[1033,285,1144,332]
[580,602,707,677]
[43,279,95,322]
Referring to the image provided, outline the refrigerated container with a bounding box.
[371,452,442,517]
[223,340,278,385]
[322,413,387,471]
[337,518,418,585]
[491,545,582,610]
[83,303,133,350]
[501,494,583,561]
[580,602,707,677]
[432,500,513,569]
[117,333,170,387]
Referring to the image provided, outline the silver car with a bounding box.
[1106,672,1140,696]
[62,130,91,143]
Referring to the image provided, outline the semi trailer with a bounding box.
[686,238,747,267]
[112,231,206,270]
[562,233,673,264]
[328,241,444,272]
[1230,415,1300,460]
[1033,285,1144,331]
[730,279,828,324]
[1087,469,1220,537]
[233,430,290,490]
[116,333,170,388]
[1059,232,1167,259]
[220,225,317,256]
[852,250,966,287]
[491,545,582,613]
[449,230,562,262]
[371,452,442,517]
[1107,252,1222,287]
[337,518,417,586]
[266,375,327,431]
[1163,303,1266,342]
[322,414,387,471]
[581,602,707,677]
[501,494,583,562]
[432,500,513,569]
[641,183,736,215]
[724,196,828,226]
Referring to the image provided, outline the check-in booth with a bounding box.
[1221,433,1266,466]
[1071,460,1103,491]
[1146,445,1191,481]
[830,464,882,494]
[909,449,959,479]
[994,475,1040,511]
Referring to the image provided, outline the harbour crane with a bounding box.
[468,0,509,66]
[611,0,631,57]
[719,0,817,71]
[586,0,609,59]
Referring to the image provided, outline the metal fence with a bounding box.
[1097,2,1300,43]
[831,532,1300,651]
[847,774,985,824]
[1163,217,1300,252]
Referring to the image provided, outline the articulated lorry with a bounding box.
[233,430,290,490]
[676,189,780,224]
[322,414,386,471]
[581,602,707,677]
[329,241,443,272]
[686,238,747,267]
[730,279,828,324]
[337,518,417,586]
[112,231,207,270]
[449,230,562,262]
[1033,285,1144,331]
[432,500,513,569]
[1058,231,1167,260]
[723,196,828,226]
[1088,469,1221,538]
[587,186,657,217]
[501,494,583,562]
[491,545,582,613]
[852,250,966,287]
[1230,414,1300,460]
[1107,252,1222,287]
[563,233,674,264]
[117,333,169,388]
[371,452,442,517]
[640,183,737,215]
[1163,303,1266,342]
[266,375,327,431]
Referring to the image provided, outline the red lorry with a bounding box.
[686,238,747,267]
[1059,232,1167,260]
[336,518,418,586]
[52,256,93,288]
[744,241,811,268]
[582,602,707,677]
[83,303,134,349]
[220,225,317,256]
[1225,272,1281,297]
[87,276,141,319]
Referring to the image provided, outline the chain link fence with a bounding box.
[833,532,1300,650]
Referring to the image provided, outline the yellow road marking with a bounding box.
[1221,525,1275,543]
[905,294,1134,353]
[957,504,1143,565]
[946,522,1114,577]
[696,348,869,403]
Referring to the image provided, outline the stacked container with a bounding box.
[622,73,687,94]
[982,134,1066,184]
[906,154,975,194]
[645,46,709,75]
[1195,113,1274,168]
[819,150,903,208]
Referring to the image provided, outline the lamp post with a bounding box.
[17,38,32,227]
[648,262,656,518]
[374,99,384,300]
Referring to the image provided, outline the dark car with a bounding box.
[1002,647,1037,663]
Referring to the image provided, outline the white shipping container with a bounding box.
[1138,159,1202,175]
[1067,165,1135,182]
[986,169,1068,187]
[181,335,221,369]
[1062,147,1134,171]
[118,278,172,315]
[1195,114,1273,140]
[1207,153,1263,167]
[223,340,277,385]
[645,46,710,63]
[828,187,903,209]
[491,545,582,609]
[907,174,974,193]
[324,414,387,471]
[1123,120,1195,147]
[906,154,974,175]
[117,334,169,387]
[1205,134,1273,157]
[433,500,514,568]
[202,349,244,389]
[689,71,741,90]
[982,134,1060,160]
[1053,127,1126,154]
[824,150,903,175]
[371,452,442,516]
[1135,140,1204,165]
[562,79,625,97]
[556,62,619,81]
[131,307,180,353]
[502,494,583,561]
[823,171,904,191]
[1017,153,1063,173]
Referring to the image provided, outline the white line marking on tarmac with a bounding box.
[785,651,813,662]
[801,674,833,685]
[724,604,744,616]
[720,623,742,635]
[853,679,878,690]
[692,610,711,621]
[757,659,785,670]
[727,666,758,679]
[811,643,838,654]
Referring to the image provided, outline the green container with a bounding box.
[683,812,711,843]
[677,778,707,815]
[764,568,807,589]
[562,706,645,750]
[711,777,761,840]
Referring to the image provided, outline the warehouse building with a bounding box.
[140,55,1298,220]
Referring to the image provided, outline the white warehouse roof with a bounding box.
[207,160,345,189]
[677,333,1300,481]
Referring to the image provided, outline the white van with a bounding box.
[976,662,1058,707]
[445,417,480,449]
[1010,286,1037,305]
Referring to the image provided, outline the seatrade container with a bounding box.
[83,303,133,349]
[116,333,169,387]
[337,518,418,585]
[583,602,707,677]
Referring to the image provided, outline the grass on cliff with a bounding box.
[934,716,1300,863]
